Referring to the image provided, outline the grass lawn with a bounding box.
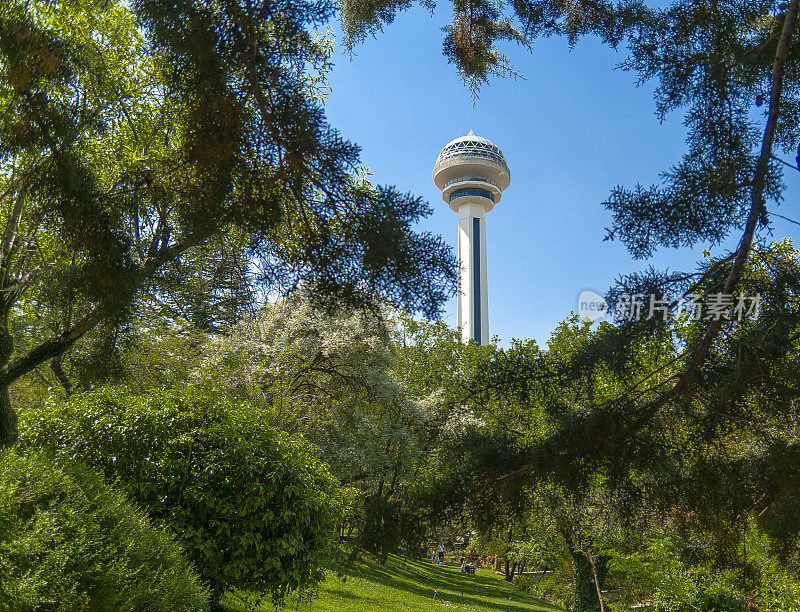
[287,554,564,612]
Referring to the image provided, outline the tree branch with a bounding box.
[0,235,201,388]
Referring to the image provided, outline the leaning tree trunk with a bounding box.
[570,549,609,612]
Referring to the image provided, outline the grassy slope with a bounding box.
[291,555,564,612]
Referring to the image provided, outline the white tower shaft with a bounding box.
[457,202,489,345]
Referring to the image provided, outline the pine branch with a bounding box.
[223,0,348,208]
[770,153,798,171]
[771,211,800,227]
[627,0,800,435]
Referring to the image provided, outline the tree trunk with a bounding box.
[50,355,73,395]
[503,525,514,580]
[0,386,16,447]
[0,306,16,446]
[570,550,609,612]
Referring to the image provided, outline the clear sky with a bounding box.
[321,5,800,347]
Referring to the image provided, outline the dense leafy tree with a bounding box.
[420,305,800,609]
[203,295,431,560]
[445,243,800,609]
[0,0,455,446]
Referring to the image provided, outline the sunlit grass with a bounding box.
[227,554,564,612]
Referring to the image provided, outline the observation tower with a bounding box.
[433,131,510,345]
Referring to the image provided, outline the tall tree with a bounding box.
[0,0,456,445]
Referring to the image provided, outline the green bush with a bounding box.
[512,574,532,593]
[0,448,209,611]
[19,386,343,608]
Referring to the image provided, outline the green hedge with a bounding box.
[0,448,209,611]
[20,386,343,607]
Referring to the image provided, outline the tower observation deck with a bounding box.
[433,131,510,345]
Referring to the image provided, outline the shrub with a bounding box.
[0,448,209,611]
[20,386,343,608]
[512,574,532,593]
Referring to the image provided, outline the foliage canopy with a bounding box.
[0,0,456,445]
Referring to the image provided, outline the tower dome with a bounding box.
[432,130,511,212]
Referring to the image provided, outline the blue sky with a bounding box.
[321,5,800,346]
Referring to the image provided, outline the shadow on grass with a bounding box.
[322,586,370,601]
[328,555,563,612]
